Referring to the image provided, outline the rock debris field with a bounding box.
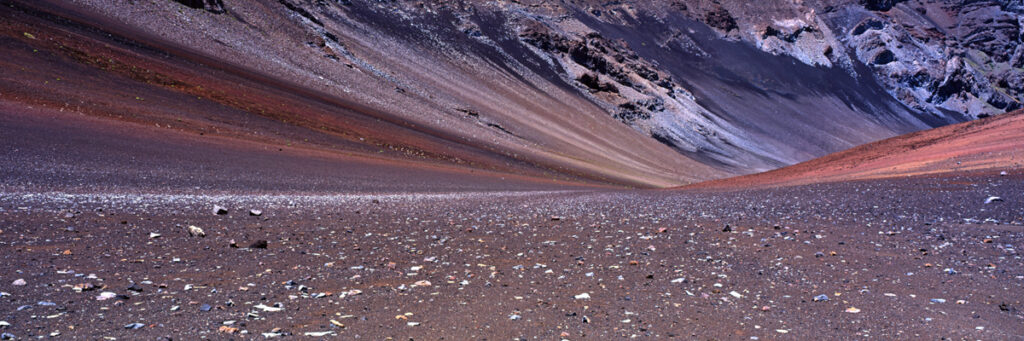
[0,173,1022,339]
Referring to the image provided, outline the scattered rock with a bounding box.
[304,331,335,336]
[254,303,284,312]
[574,293,591,300]
[213,205,228,215]
[11,279,25,286]
[249,240,268,249]
[249,209,263,216]
[124,323,145,330]
[985,196,1003,204]
[813,294,829,302]
[187,225,206,237]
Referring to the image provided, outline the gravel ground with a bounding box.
[1,173,1021,339]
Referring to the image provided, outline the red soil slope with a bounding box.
[0,100,605,194]
[690,110,1024,189]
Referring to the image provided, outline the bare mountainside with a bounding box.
[3,0,1019,186]
[690,109,1024,188]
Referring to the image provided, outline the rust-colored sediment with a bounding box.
[689,110,1024,189]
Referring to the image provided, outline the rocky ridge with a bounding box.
[681,0,1024,118]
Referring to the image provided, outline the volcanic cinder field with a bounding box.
[1,0,1023,340]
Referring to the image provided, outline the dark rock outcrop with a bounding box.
[704,6,738,32]
[860,0,905,11]
[172,0,226,14]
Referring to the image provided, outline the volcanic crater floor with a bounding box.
[1,173,1022,339]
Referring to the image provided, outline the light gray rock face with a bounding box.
[692,0,1022,119]
[841,1,1021,118]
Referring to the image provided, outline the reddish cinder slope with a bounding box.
[0,100,605,194]
[689,110,1024,189]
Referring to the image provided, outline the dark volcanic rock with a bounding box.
[871,49,896,65]
[860,0,905,11]
[704,6,738,32]
[249,240,269,249]
[172,0,225,14]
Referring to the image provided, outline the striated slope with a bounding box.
[689,109,1024,189]
[1,0,1016,187]
[0,0,721,187]
[0,101,597,193]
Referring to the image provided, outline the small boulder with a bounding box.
[249,240,268,249]
[72,283,95,292]
[187,225,206,237]
[213,205,228,215]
